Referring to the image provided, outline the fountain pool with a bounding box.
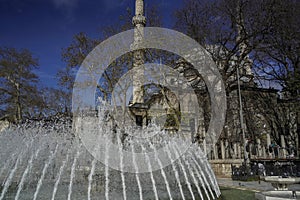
[0,119,221,200]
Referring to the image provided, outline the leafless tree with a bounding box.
[0,47,43,123]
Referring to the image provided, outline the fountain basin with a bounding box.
[255,176,300,200]
[255,191,300,200]
[0,122,221,200]
[261,176,300,190]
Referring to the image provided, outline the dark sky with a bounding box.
[0,0,183,87]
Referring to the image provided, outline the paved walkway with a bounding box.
[217,178,300,192]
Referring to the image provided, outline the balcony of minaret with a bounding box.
[132,15,146,26]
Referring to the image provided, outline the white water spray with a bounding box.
[51,153,69,200]
[33,144,59,200]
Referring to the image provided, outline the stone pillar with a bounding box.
[213,144,218,160]
[280,135,287,158]
[233,143,238,159]
[266,133,272,158]
[199,106,207,155]
[237,143,241,159]
[262,146,266,158]
[256,138,262,158]
[221,140,225,159]
[248,142,252,159]
[266,133,271,146]
[225,140,229,159]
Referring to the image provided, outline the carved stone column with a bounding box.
[237,143,242,159]
[213,144,218,160]
[266,133,272,158]
[280,135,287,158]
[225,140,230,159]
[221,140,225,160]
[233,143,238,159]
[256,138,262,158]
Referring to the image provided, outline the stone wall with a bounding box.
[210,159,243,178]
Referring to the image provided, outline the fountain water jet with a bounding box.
[141,144,159,200]
[0,152,22,200]
[0,113,221,200]
[172,143,195,200]
[51,153,68,200]
[15,147,40,200]
[87,158,96,200]
[68,149,80,200]
[33,144,58,200]
[148,138,173,200]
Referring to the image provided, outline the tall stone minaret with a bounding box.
[132,0,146,104]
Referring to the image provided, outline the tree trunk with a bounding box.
[16,82,22,123]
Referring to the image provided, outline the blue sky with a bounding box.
[0,0,183,87]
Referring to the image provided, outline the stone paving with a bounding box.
[217,178,300,192]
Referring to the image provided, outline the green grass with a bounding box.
[218,186,255,200]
